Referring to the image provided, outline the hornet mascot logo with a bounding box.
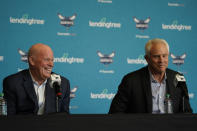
[97,51,115,65]
[133,17,151,31]
[170,53,186,66]
[57,13,77,31]
[70,86,78,99]
[170,53,186,72]
[18,49,28,63]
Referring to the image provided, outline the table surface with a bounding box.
[0,113,197,131]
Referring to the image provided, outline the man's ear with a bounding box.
[144,55,149,63]
[144,55,147,60]
[28,56,35,66]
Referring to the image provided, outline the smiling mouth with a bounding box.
[155,65,165,70]
[45,68,52,73]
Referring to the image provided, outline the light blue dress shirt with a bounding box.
[149,71,166,114]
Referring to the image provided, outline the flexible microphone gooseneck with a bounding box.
[175,74,188,112]
[50,73,62,112]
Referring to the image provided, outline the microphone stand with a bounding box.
[182,96,185,113]
[53,82,61,113]
[56,96,59,113]
[180,82,188,113]
[182,85,188,113]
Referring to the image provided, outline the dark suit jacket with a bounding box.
[109,66,192,114]
[3,69,70,115]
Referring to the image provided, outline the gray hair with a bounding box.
[145,38,169,56]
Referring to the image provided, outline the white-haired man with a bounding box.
[109,38,192,114]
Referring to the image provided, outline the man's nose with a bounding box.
[49,60,54,67]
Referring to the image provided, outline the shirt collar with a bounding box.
[148,68,167,84]
[29,69,47,86]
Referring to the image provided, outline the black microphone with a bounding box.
[53,81,62,98]
[50,73,62,97]
[175,73,189,112]
[50,73,62,112]
[175,74,188,96]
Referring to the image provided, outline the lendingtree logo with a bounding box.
[89,17,121,29]
[127,55,147,65]
[54,53,84,64]
[10,14,45,25]
[162,20,191,31]
[18,50,84,64]
[90,89,115,100]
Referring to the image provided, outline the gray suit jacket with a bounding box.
[109,66,192,113]
[3,69,70,115]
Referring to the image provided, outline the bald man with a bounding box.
[3,43,70,115]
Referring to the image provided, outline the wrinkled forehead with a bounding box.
[29,46,53,60]
[150,43,169,54]
[39,47,54,57]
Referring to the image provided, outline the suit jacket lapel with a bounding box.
[143,67,152,113]
[23,70,38,113]
[45,79,56,113]
[44,80,50,113]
